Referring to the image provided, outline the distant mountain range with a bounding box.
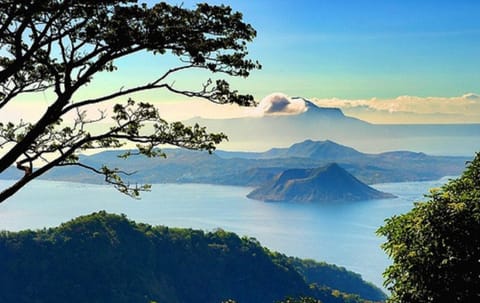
[187,98,480,156]
[247,163,395,202]
[215,140,363,160]
[2,140,469,201]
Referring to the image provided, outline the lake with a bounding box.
[0,177,451,290]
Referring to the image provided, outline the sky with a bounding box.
[129,0,480,123]
[209,0,480,98]
[3,0,480,124]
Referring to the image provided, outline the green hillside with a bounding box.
[0,212,385,303]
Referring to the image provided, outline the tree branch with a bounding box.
[0,1,259,203]
[57,162,149,199]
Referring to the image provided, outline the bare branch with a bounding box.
[57,162,148,199]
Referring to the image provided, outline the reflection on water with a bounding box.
[0,177,451,289]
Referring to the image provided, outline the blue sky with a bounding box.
[156,0,480,99]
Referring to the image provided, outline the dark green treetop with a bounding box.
[377,152,480,302]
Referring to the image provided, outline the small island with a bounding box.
[247,163,395,202]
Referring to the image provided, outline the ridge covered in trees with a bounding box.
[0,211,386,303]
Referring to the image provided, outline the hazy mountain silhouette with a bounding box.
[216,139,363,160]
[187,98,480,156]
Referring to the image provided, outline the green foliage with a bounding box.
[377,153,480,302]
[284,257,386,302]
[0,211,382,303]
[277,297,323,303]
[0,0,260,202]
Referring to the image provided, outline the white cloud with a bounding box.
[463,93,480,100]
[153,92,480,123]
[3,92,478,126]
[151,93,307,120]
[257,93,307,116]
[310,93,480,123]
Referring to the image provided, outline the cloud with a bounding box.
[463,93,480,100]
[310,93,480,123]
[151,93,480,123]
[257,93,307,115]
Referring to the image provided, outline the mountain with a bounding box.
[186,100,371,152]
[268,139,363,159]
[0,212,386,303]
[186,98,480,156]
[1,140,469,187]
[216,139,363,160]
[302,100,346,118]
[247,163,395,202]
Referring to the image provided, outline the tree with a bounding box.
[223,297,323,303]
[276,297,323,303]
[377,152,480,302]
[0,0,260,203]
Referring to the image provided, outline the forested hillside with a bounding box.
[0,212,385,303]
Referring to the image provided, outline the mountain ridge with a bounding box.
[0,211,386,303]
[216,140,365,160]
[0,140,470,187]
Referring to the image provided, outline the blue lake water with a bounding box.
[0,178,451,290]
